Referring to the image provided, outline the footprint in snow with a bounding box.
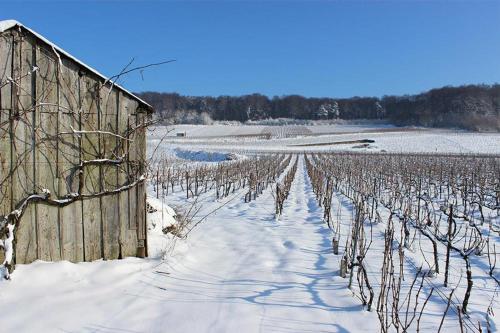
[283,240,296,249]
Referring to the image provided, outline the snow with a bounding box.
[2,224,14,265]
[0,19,19,33]
[0,156,493,332]
[0,224,14,279]
[0,20,152,109]
[146,197,178,258]
[0,123,498,331]
[0,158,368,332]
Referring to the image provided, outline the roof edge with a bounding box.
[0,20,21,33]
[0,20,154,112]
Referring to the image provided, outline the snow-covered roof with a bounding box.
[0,20,153,111]
[0,19,18,33]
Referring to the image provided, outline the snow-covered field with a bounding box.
[149,124,500,155]
[161,122,396,138]
[0,124,499,332]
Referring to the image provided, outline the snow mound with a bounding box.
[146,197,178,258]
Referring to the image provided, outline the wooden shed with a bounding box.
[0,20,153,274]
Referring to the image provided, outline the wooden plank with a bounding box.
[58,58,83,262]
[13,32,37,264]
[80,74,102,261]
[118,93,137,257]
[0,32,13,265]
[0,33,13,221]
[127,98,138,231]
[122,187,137,258]
[34,43,61,261]
[136,109,147,255]
[100,85,120,260]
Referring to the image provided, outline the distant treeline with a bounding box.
[137,84,500,131]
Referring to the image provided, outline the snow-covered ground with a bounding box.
[0,158,492,332]
[0,124,498,332]
[0,158,369,332]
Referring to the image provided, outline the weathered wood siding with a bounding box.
[59,58,84,262]
[13,32,38,264]
[119,93,139,257]
[36,44,61,261]
[0,32,13,264]
[0,27,149,265]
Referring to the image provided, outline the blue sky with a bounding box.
[2,1,500,98]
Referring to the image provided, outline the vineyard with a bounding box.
[1,144,498,332]
[305,153,499,332]
[1,4,499,332]
[142,149,500,332]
